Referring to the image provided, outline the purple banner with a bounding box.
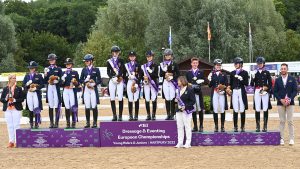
[191,131,280,146]
[100,120,177,147]
[16,128,100,148]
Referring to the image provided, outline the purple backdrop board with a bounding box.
[100,120,177,147]
[191,131,280,146]
[16,128,100,148]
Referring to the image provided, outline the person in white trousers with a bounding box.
[159,49,180,120]
[107,46,126,121]
[1,74,24,148]
[208,59,228,132]
[175,76,195,149]
[125,51,141,121]
[273,63,298,146]
[22,61,44,129]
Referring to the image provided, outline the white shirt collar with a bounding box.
[180,86,187,96]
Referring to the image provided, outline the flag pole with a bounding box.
[207,22,211,62]
[169,26,172,50]
[249,22,253,63]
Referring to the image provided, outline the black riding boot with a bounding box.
[34,114,39,129]
[128,101,134,121]
[152,100,157,120]
[145,101,151,120]
[49,108,54,128]
[92,108,98,128]
[213,113,218,132]
[199,110,204,132]
[262,111,268,132]
[170,99,176,120]
[241,112,246,132]
[84,108,90,128]
[134,101,139,121]
[233,111,238,132]
[255,111,260,132]
[221,112,225,132]
[71,111,76,128]
[54,108,59,128]
[29,111,34,129]
[165,100,171,120]
[118,100,123,121]
[111,101,117,121]
[192,112,198,132]
[65,109,71,129]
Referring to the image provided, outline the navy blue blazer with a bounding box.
[79,66,101,104]
[273,75,298,105]
[177,87,196,112]
[44,65,62,104]
[22,72,44,110]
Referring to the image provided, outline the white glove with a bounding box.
[134,84,138,88]
[168,76,173,81]
[196,79,204,84]
[44,68,49,75]
[62,74,67,81]
[147,67,153,73]
[238,76,243,81]
[89,83,96,87]
[180,106,185,111]
[208,73,212,81]
[13,99,16,102]
[53,80,59,84]
[26,80,32,86]
[129,75,135,80]
[112,77,118,84]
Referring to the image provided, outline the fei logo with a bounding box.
[138,123,149,128]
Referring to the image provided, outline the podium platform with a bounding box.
[191,131,280,146]
[16,128,100,148]
[16,120,280,148]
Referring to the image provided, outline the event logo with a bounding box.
[102,129,113,140]
[66,137,82,147]
[228,136,239,145]
[203,136,213,145]
[254,135,265,144]
[33,137,49,148]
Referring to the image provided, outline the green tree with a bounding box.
[0,14,17,61]
[0,53,16,73]
[17,31,73,67]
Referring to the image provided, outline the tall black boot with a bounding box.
[49,108,54,128]
[241,112,246,132]
[84,108,90,128]
[192,112,198,132]
[213,113,218,132]
[128,101,134,121]
[145,101,151,120]
[152,100,157,120]
[134,100,139,121]
[34,114,39,129]
[71,111,76,129]
[92,108,98,128]
[29,111,34,129]
[233,111,238,132]
[111,101,117,121]
[221,113,225,132]
[199,110,204,132]
[65,109,71,129]
[255,111,260,132]
[118,100,123,121]
[165,100,171,120]
[54,108,59,128]
[262,111,268,132]
[170,99,176,120]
